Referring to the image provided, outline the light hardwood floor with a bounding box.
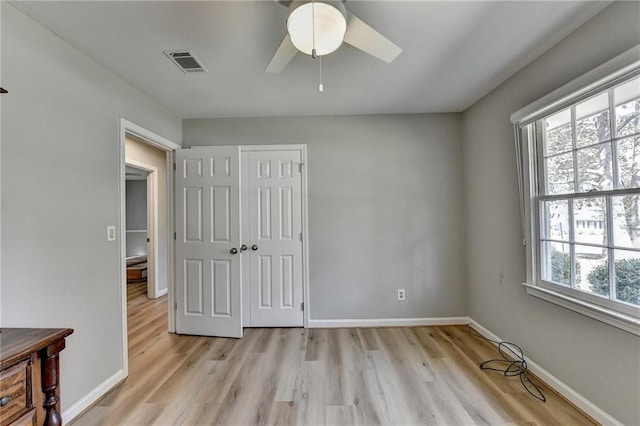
[72,282,596,425]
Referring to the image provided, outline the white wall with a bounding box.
[125,135,169,294]
[183,114,466,320]
[125,180,147,257]
[462,2,640,424]
[1,3,181,416]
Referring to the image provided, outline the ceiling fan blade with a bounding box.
[343,13,402,63]
[266,34,298,73]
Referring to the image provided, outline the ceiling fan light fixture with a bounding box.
[287,1,347,56]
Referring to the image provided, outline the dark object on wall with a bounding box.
[0,88,7,93]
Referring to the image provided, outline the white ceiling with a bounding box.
[12,1,610,119]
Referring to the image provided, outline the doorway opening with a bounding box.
[119,119,180,377]
[125,159,158,299]
[124,165,152,296]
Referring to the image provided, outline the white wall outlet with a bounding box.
[397,288,405,301]
[107,226,116,241]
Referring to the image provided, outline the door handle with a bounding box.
[251,244,258,251]
[230,247,238,255]
[241,244,248,251]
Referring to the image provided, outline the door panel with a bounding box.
[259,255,272,308]
[175,147,242,337]
[212,259,232,316]
[247,150,303,327]
[184,259,203,315]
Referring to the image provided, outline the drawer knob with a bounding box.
[0,396,10,407]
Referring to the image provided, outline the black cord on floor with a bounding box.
[467,326,546,402]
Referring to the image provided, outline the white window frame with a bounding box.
[512,45,640,336]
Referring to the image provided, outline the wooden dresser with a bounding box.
[0,329,73,426]
[126,256,147,284]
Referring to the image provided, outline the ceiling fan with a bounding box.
[266,0,402,73]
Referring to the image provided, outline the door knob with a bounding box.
[241,244,248,251]
[230,247,238,255]
[251,245,258,251]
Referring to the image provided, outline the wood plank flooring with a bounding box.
[71,282,596,425]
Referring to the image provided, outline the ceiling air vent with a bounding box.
[164,50,208,74]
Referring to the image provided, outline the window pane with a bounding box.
[616,135,640,189]
[573,197,607,245]
[576,92,610,147]
[546,152,574,195]
[577,143,613,192]
[613,249,640,306]
[542,241,571,286]
[615,76,640,138]
[576,245,609,298]
[544,109,572,156]
[612,195,640,250]
[541,200,569,241]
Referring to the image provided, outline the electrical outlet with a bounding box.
[397,288,405,301]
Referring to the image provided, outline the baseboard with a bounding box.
[62,369,127,423]
[156,288,168,298]
[308,316,470,328]
[468,319,622,426]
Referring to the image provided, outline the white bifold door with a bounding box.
[176,146,305,338]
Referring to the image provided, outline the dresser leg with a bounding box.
[41,340,65,426]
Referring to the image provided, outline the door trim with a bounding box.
[240,144,310,328]
[118,118,179,378]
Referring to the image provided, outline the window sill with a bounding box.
[522,282,640,337]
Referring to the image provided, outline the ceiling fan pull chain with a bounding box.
[319,56,324,93]
[311,0,316,59]
[310,0,323,92]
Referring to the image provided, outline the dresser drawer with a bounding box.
[0,360,30,426]
[8,408,36,426]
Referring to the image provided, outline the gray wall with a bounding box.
[1,3,181,415]
[461,2,640,424]
[0,1,4,311]
[183,114,466,320]
[126,180,147,230]
[126,180,147,257]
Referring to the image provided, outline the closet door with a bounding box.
[175,147,243,338]
[245,150,304,327]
